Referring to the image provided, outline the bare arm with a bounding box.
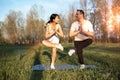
[69,27,94,38]
[82,21,94,37]
[80,23,94,38]
[45,25,56,38]
[56,25,64,37]
[80,31,94,37]
[69,27,81,37]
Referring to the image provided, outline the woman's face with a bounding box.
[53,16,60,23]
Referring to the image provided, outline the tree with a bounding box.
[87,0,103,42]
[25,4,45,44]
[112,0,120,42]
[93,0,112,43]
[38,19,45,43]
[1,10,25,44]
[1,10,18,44]
[0,26,4,43]
[16,11,25,44]
[66,4,76,42]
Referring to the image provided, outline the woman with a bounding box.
[42,14,64,69]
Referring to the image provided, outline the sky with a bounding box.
[0,0,80,22]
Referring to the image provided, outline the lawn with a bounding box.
[0,43,120,80]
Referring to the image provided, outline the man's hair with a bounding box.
[77,9,84,17]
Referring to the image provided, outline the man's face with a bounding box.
[75,11,83,20]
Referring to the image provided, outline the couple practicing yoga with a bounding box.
[42,9,94,69]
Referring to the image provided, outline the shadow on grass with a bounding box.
[30,48,43,80]
[42,51,51,60]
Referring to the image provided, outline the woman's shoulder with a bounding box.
[46,23,51,28]
[56,23,61,30]
[56,23,60,26]
[46,23,50,26]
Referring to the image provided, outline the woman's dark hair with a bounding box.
[47,14,59,24]
[77,9,84,17]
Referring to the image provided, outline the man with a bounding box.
[69,9,94,68]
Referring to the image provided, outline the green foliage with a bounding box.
[0,43,120,80]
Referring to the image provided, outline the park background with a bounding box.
[0,0,120,80]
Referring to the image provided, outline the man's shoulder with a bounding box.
[85,20,92,24]
[72,21,78,25]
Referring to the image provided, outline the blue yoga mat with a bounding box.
[32,64,97,70]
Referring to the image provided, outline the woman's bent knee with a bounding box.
[42,40,45,45]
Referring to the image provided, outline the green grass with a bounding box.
[0,43,120,80]
[0,45,35,80]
